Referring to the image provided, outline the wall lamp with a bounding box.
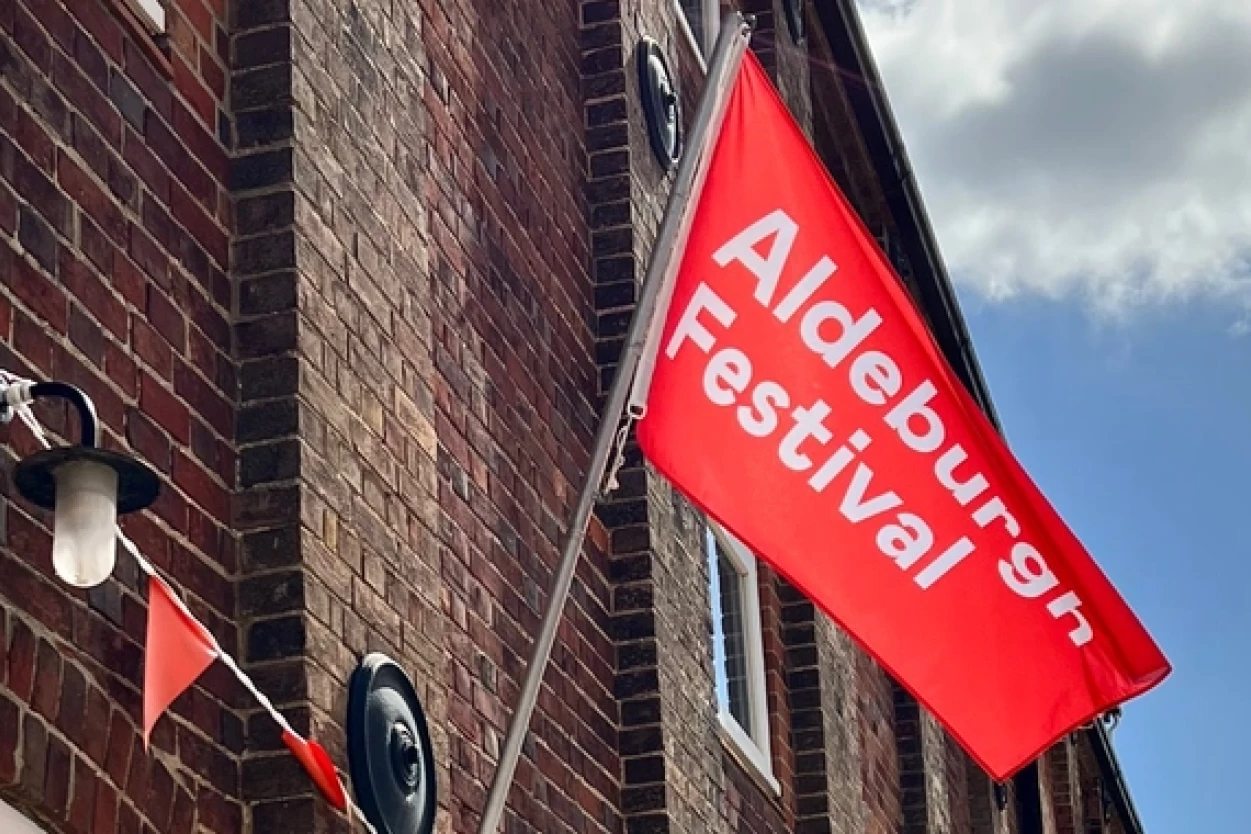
[2,380,159,588]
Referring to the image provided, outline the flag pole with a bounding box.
[476,14,752,834]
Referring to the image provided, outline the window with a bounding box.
[707,524,779,792]
[677,0,721,59]
[1,798,47,834]
[125,0,167,33]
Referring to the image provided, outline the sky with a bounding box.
[858,1,1251,830]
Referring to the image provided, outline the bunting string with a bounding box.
[0,372,377,833]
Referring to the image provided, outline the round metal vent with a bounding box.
[347,654,437,834]
[637,37,682,169]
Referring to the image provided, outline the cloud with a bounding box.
[859,0,1251,317]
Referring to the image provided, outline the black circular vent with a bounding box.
[347,654,437,834]
[638,37,682,169]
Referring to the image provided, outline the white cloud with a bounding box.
[859,0,1251,317]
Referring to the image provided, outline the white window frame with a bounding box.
[1,798,47,833]
[675,0,721,66]
[707,523,780,794]
[125,0,167,34]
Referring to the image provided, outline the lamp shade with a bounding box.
[14,446,160,589]
[51,459,119,587]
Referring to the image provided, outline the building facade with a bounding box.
[0,0,1145,832]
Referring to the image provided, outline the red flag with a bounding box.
[282,729,348,811]
[636,51,1169,780]
[143,577,217,747]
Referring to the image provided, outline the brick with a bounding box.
[146,284,186,350]
[228,148,292,191]
[73,28,108,91]
[245,616,305,662]
[123,40,172,121]
[13,4,53,73]
[54,659,87,744]
[141,190,178,250]
[7,616,37,701]
[252,798,315,832]
[240,439,300,487]
[79,215,115,276]
[82,684,111,764]
[235,26,290,69]
[59,149,127,240]
[237,398,297,442]
[127,222,168,285]
[0,548,71,638]
[0,691,17,784]
[236,190,293,236]
[174,361,231,436]
[9,140,72,234]
[170,786,195,832]
[18,204,58,273]
[232,64,292,111]
[200,44,226,100]
[91,782,118,834]
[144,761,175,830]
[70,0,123,63]
[240,356,298,402]
[172,59,213,127]
[240,526,300,572]
[239,272,296,318]
[197,786,242,834]
[52,51,121,147]
[173,450,229,523]
[235,107,293,149]
[109,68,147,132]
[144,111,214,210]
[62,250,126,339]
[15,106,56,172]
[21,713,48,800]
[122,127,170,203]
[132,314,174,379]
[233,485,299,529]
[71,113,112,181]
[115,803,139,834]
[0,180,15,235]
[236,0,290,30]
[103,709,133,786]
[239,570,304,618]
[236,311,296,357]
[69,755,97,832]
[140,372,191,443]
[171,96,228,182]
[170,179,228,266]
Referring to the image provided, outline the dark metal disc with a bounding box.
[347,653,437,834]
[637,37,682,169]
[14,446,161,514]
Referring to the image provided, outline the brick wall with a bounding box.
[0,1,1139,833]
[231,0,622,832]
[0,0,241,833]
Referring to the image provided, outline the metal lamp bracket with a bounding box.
[4,380,160,515]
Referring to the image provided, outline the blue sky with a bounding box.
[959,293,1249,831]
[858,2,1251,828]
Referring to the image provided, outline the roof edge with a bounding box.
[813,0,1000,428]
[813,4,1145,832]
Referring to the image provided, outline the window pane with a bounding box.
[680,0,706,41]
[716,546,752,732]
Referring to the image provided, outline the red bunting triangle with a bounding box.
[283,729,348,811]
[142,577,217,748]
